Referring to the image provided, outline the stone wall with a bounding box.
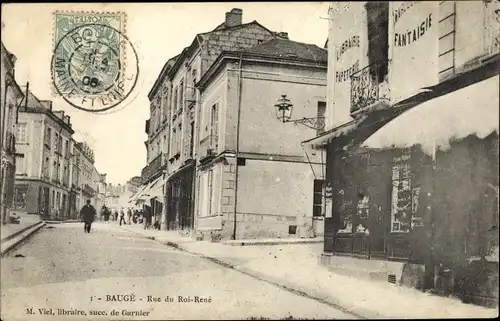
[201,23,275,75]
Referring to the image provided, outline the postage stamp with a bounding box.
[51,11,139,113]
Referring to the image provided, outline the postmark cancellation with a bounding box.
[51,11,138,112]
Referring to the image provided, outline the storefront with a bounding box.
[320,74,498,301]
[165,160,195,231]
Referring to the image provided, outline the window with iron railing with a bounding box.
[350,62,389,114]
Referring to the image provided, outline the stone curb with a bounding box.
[1,221,46,256]
[155,238,369,319]
[1,220,43,243]
[223,239,323,246]
[115,225,498,319]
[43,220,81,224]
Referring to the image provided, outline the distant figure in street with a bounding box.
[113,210,118,221]
[127,208,132,225]
[80,199,96,233]
[119,208,126,226]
[144,206,152,230]
[101,205,110,223]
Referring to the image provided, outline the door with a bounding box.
[367,153,392,258]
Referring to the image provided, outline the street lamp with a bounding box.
[274,95,325,130]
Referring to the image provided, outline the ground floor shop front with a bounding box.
[165,160,195,232]
[13,179,72,220]
[322,74,499,306]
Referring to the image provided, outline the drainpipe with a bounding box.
[232,53,243,240]
[0,74,14,225]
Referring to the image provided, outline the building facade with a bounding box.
[305,0,499,306]
[195,38,328,240]
[14,92,74,220]
[0,41,24,224]
[143,8,286,232]
[74,141,98,211]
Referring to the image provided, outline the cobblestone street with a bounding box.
[1,222,354,320]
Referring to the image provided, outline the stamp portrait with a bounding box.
[51,11,139,112]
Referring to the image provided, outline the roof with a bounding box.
[244,38,327,64]
[147,53,181,100]
[197,38,328,89]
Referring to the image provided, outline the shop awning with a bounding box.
[133,176,164,204]
[143,177,165,203]
[127,183,150,204]
[361,75,499,155]
[301,89,434,151]
[301,116,368,150]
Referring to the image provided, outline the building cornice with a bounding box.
[196,51,327,90]
[19,107,74,135]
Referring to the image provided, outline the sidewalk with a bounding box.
[117,223,498,319]
[1,213,45,256]
[1,214,41,242]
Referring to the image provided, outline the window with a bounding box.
[65,140,70,158]
[171,128,176,157]
[173,87,178,112]
[43,157,50,178]
[208,169,213,215]
[189,121,195,158]
[177,123,182,153]
[57,162,61,181]
[15,154,26,174]
[163,134,167,154]
[313,179,326,217]
[179,80,184,111]
[210,103,219,149]
[45,127,52,148]
[16,123,27,144]
[162,88,169,121]
[54,133,61,153]
[316,101,326,135]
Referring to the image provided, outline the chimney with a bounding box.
[225,8,242,27]
[276,32,289,40]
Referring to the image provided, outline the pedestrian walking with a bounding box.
[101,205,110,223]
[127,208,132,225]
[119,208,126,226]
[80,199,96,233]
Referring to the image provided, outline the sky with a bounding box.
[1,2,329,185]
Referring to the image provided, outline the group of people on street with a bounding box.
[79,200,160,233]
